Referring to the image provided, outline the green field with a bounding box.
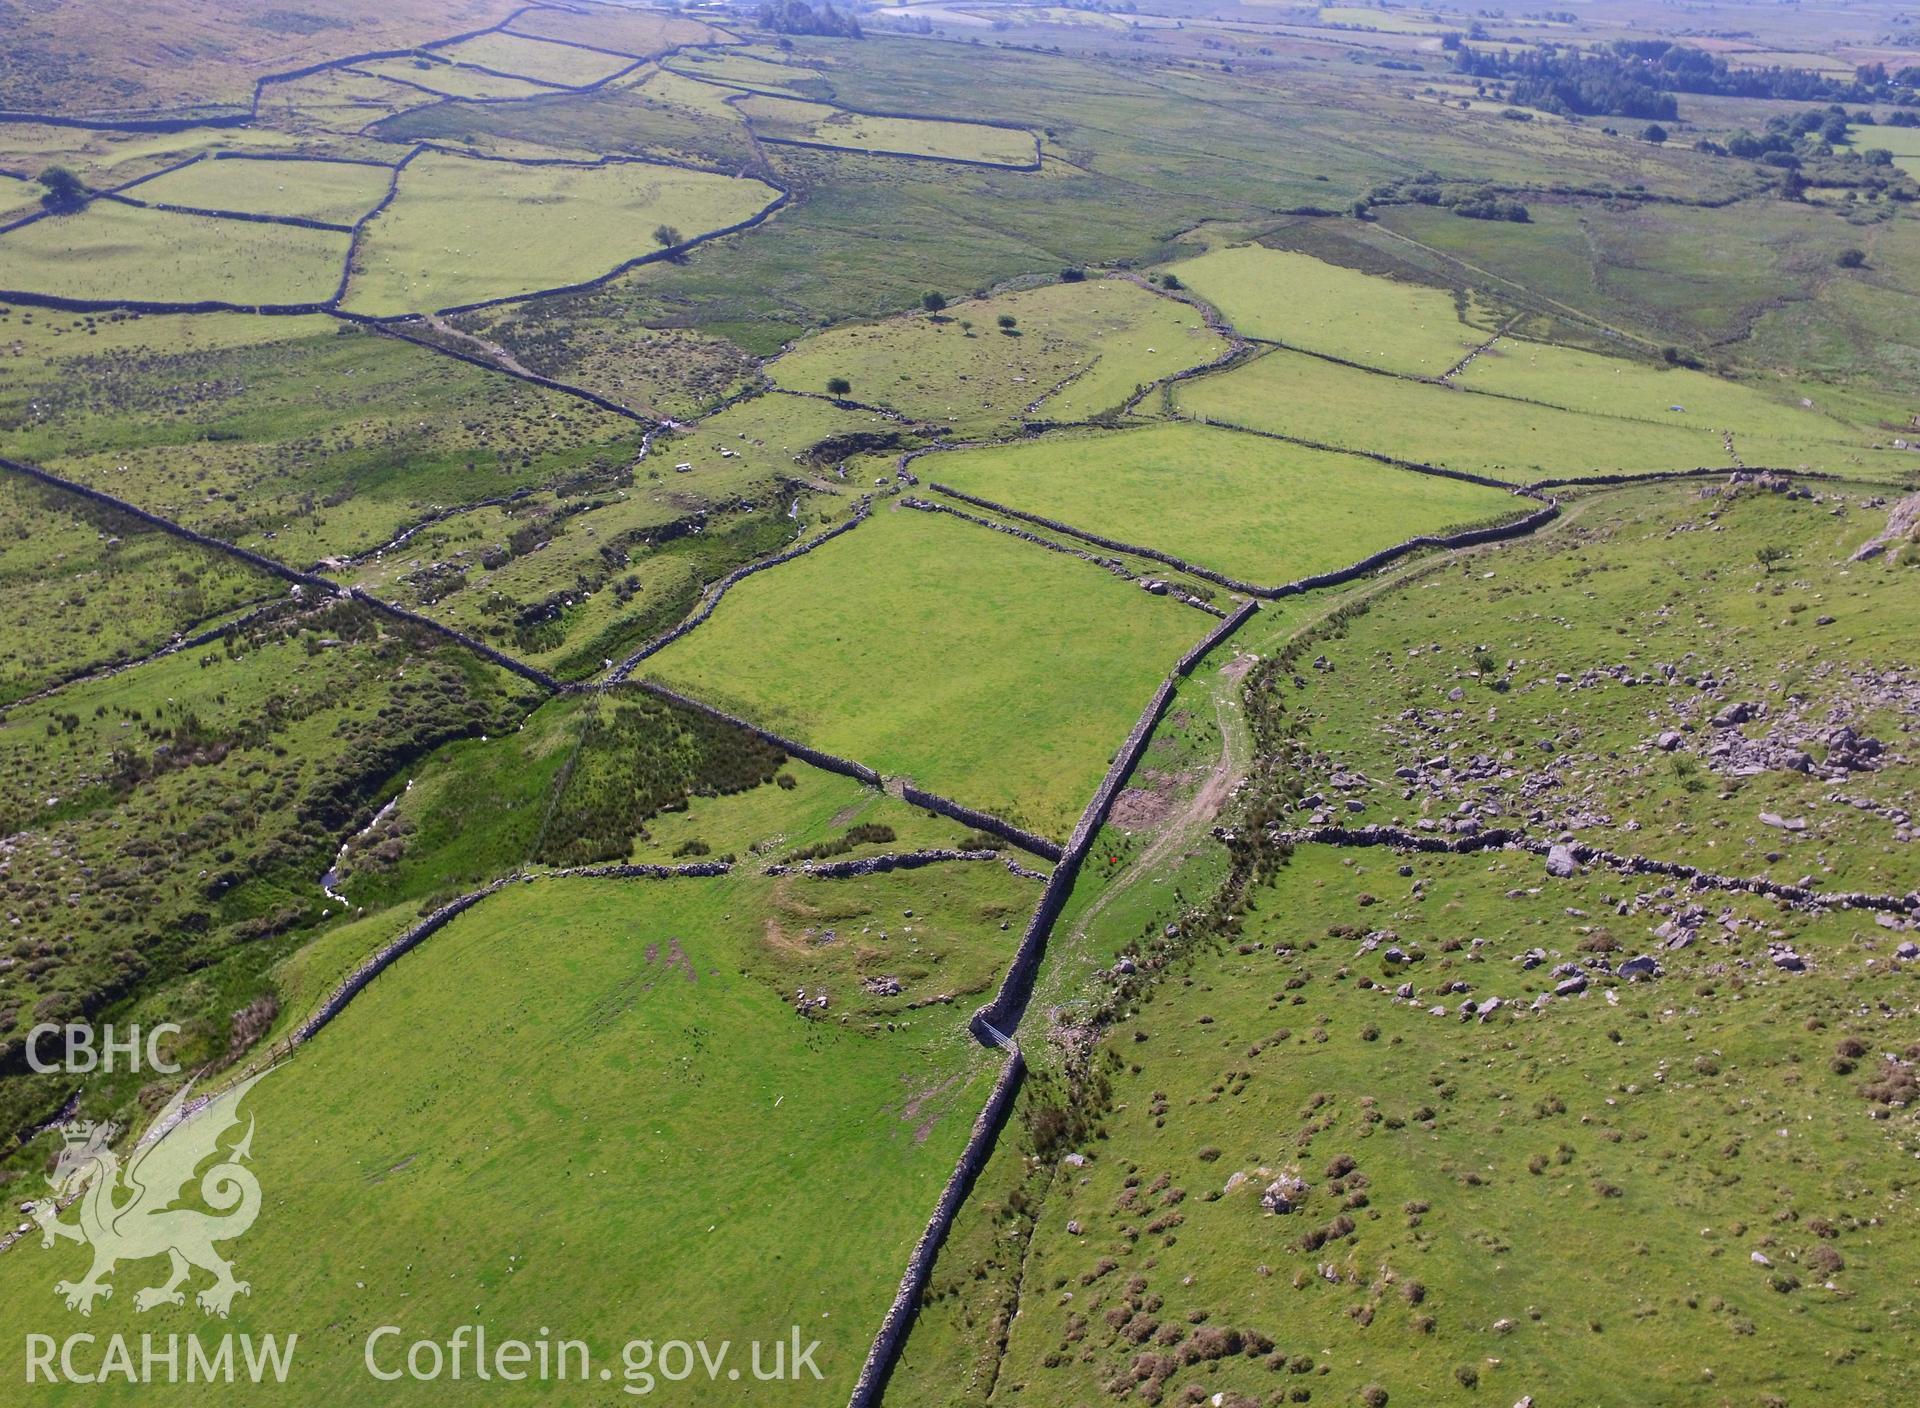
[1168,243,1493,376]
[647,504,1206,838]
[342,152,780,315]
[1175,345,1914,481]
[430,30,635,87]
[353,52,556,101]
[735,93,1039,165]
[126,156,395,224]
[0,872,1016,1405]
[769,277,1224,435]
[923,421,1522,584]
[664,47,828,98]
[0,200,349,305]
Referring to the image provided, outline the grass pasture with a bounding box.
[428,29,636,87]
[1455,336,1897,466]
[924,421,1523,585]
[0,201,349,307]
[0,873,1013,1406]
[663,47,828,98]
[1851,122,1920,179]
[352,52,556,101]
[342,151,780,315]
[735,93,1039,166]
[769,277,1224,435]
[1169,243,1493,377]
[1172,346,1916,482]
[125,156,395,225]
[647,503,1207,838]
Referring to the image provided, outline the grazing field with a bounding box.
[664,46,828,97]
[769,277,1224,435]
[983,841,1920,1408]
[0,201,350,306]
[429,28,635,87]
[1454,336,1896,465]
[124,155,395,224]
[1175,346,1912,482]
[735,93,1039,166]
[341,151,780,315]
[1168,243,1494,377]
[647,504,1206,838]
[923,421,1522,584]
[0,873,1014,1406]
[352,51,556,100]
[1853,122,1920,178]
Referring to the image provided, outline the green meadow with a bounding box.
[0,873,1016,1406]
[342,152,779,316]
[127,156,394,225]
[647,504,1206,838]
[734,93,1038,166]
[1174,346,1908,481]
[0,201,349,305]
[923,421,1521,584]
[430,30,634,88]
[1169,243,1494,377]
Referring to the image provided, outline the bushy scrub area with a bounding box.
[0,312,645,563]
[768,277,1224,435]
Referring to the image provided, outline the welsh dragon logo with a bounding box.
[24,1069,273,1317]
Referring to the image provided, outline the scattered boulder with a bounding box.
[1545,844,1578,878]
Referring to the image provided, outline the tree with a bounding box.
[1641,122,1669,143]
[996,314,1017,330]
[1755,544,1790,573]
[1836,247,1867,268]
[920,291,947,313]
[652,224,683,251]
[38,166,88,215]
[825,376,851,396]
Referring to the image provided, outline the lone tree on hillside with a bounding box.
[921,290,947,313]
[38,166,88,215]
[1755,544,1790,574]
[652,224,683,253]
[1641,122,1669,144]
[1836,247,1867,268]
[826,376,851,397]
